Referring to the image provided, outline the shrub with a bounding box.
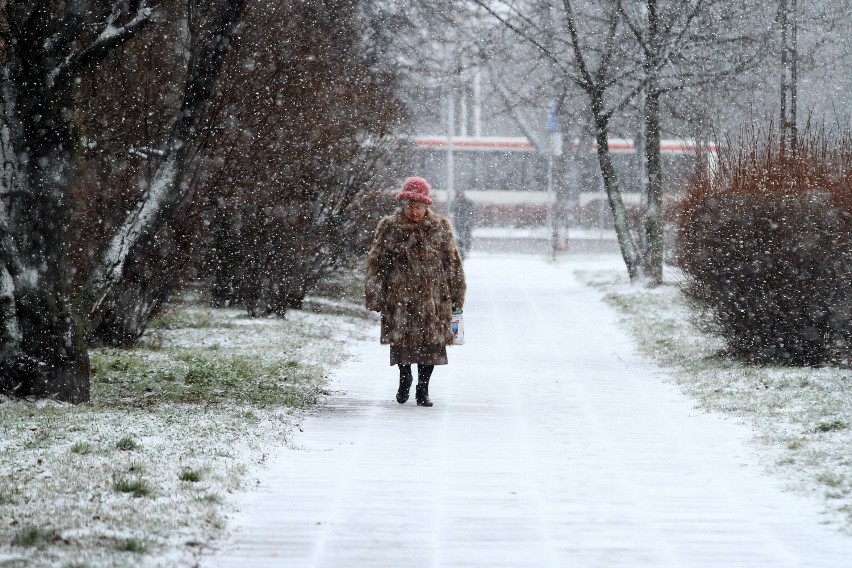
[11,526,59,548]
[113,477,151,498]
[179,468,202,483]
[69,2,404,346]
[203,3,403,318]
[115,436,139,452]
[676,127,852,365]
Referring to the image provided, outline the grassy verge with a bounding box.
[0,282,374,567]
[577,268,852,534]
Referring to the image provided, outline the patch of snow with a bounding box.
[473,226,618,240]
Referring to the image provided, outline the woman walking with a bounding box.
[365,177,466,407]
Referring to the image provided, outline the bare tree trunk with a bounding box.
[642,87,664,284]
[211,202,243,307]
[780,0,798,158]
[0,2,157,401]
[561,0,646,281]
[0,15,94,401]
[9,111,90,400]
[81,0,245,336]
[0,2,231,400]
[592,112,645,281]
[641,0,664,285]
[0,80,30,394]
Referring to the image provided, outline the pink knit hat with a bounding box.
[396,177,432,205]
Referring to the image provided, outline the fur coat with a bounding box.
[365,208,466,346]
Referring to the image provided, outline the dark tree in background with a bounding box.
[73,0,402,342]
[1,0,402,401]
[0,2,158,401]
[78,0,245,345]
[71,1,201,347]
[472,0,771,285]
[205,0,403,316]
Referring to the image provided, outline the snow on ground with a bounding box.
[205,251,852,567]
[0,305,368,567]
[472,226,617,240]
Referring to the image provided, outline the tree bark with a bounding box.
[592,112,645,281]
[642,87,664,284]
[641,0,664,285]
[89,245,183,347]
[1,19,88,401]
[81,0,245,336]
[0,3,155,401]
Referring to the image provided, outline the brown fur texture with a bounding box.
[365,208,466,346]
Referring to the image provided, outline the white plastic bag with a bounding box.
[451,309,465,345]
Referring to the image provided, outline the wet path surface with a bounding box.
[207,253,851,567]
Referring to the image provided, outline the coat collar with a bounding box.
[395,207,436,229]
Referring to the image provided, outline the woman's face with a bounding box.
[404,202,427,223]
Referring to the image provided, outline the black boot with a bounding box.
[415,382,433,407]
[416,365,434,407]
[396,365,413,404]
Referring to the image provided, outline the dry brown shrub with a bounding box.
[676,126,852,365]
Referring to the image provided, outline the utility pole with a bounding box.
[474,70,482,190]
[547,100,562,261]
[474,70,482,138]
[780,0,798,158]
[447,89,456,225]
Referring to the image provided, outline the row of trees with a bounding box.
[392,0,848,284]
[2,0,849,399]
[466,0,776,283]
[439,1,850,364]
[1,1,403,402]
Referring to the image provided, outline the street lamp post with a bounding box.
[547,101,562,260]
[447,90,456,226]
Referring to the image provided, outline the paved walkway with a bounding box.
[207,253,852,567]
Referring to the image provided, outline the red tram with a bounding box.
[409,134,715,227]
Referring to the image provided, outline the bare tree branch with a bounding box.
[484,57,547,151]
[49,1,156,88]
[561,0,596,92]
[594,8,621,86]
[470,0,574,76]
[84,0,245,328]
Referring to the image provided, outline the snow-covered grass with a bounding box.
[0,283,373,567]
[578,267,852,533]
